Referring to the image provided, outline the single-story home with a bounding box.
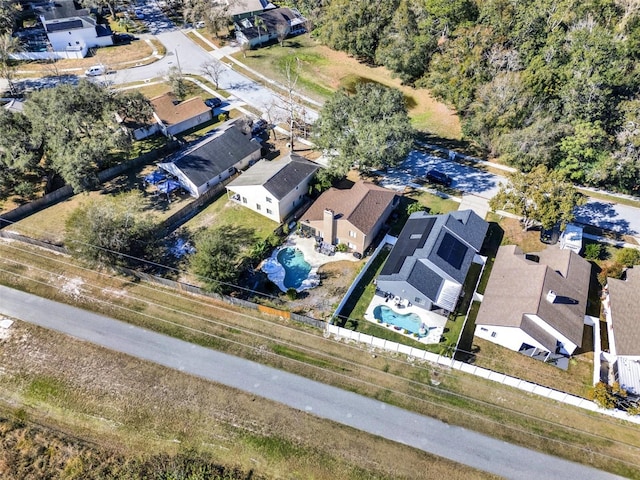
[226,0,276,21]
[37,0,113,58]
[299,181,398,255]
[604,267,640,395]
[114,112,159,141]
[226,153,319,223]
[376,210,488,315]
[234,7,307,47]
[158,122,261,198]
[475,245,591,360]
[151,93,212,138]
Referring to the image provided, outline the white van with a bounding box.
[85,65,105,77]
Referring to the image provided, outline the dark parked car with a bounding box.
[204,97,222,109]
[425,169,452,187]
[113,33,136,44]
[540,224,560,245]
[251,119,268,135]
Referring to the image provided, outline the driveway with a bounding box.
[0,285,624,480]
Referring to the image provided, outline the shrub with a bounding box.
[14,181,37,201]
[336,243,348,252]
[286,288,297,300]
[598,262,624,286]
[584,243,603,260]
[614,248,640,267]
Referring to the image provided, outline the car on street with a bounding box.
[425,169,452,187]
[112,33,136,44]
[204,97,222,109]
[85,65,105,76]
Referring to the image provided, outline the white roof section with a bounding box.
[560,223,583,254]
[617,356,640,396]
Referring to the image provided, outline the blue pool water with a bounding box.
[373,305,426,335]
[277,247,312,289]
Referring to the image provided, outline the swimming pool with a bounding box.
[277,247,312,289]
[373,305,427,335]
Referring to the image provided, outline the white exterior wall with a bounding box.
[46,25,112,54]
[229,185,280,222]
[132,122,160,140]
[158,163,198,197]
[474,325,548,352]
[524,313,579,355]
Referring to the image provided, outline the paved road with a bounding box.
[0,285,624,480]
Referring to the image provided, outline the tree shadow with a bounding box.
[574,201,634,235]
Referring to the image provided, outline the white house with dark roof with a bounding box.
[376,210,488,315]
[475,245,591,363]
[150,93,212,138]
[226,153,319,222]
[234,7,307,47]
[37,0,113,58]
[299,181,398,255]
[604,267,640,395]
[158,123,261,198]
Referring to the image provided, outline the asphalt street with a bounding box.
[0,285,625,480]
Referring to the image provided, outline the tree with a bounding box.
[200,60,225,90]
[167,66,187,100]
[254,15,266,46]
[182,0,229,37]
[558,120,611,184]
[0,109,40,196]
[313,82,415,178]
[0,33,20,97]
[489,165,586,231]
[276,21,290,46]
[22,80,152,192]
[65,192,159,266]
[189,227,254,293]
[0,0,18,35]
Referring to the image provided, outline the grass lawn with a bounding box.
[233,35,461,139]
[9,163,191,245]
[182,190,278,240]
[387,190,459,236]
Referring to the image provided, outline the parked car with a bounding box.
[112,32,136,44]
[195,20,206,29]
[251,119,268,135]
[425,169,452,187]
[540,224,561,245]
[85,65,105,76]
[204,97,222,109]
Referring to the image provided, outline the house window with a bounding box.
[242,197,247,204]
[266,197,272,203]
[414,297,422,304]
[491,331,497,338]
[480,327,488,332]
[256,204,261,211]
[348,242,356,249]
[295,186,299,190]
[228,167,234,173]
[266,208,273,214]
[349,231,356,238]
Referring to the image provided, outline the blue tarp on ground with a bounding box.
[144,169,166,184]
[157,179,180,194]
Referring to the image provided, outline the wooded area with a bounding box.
[290,0,640,193]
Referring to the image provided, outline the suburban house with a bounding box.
[150,93,212,138]
[114,111,159,141]
[158,123,261,198]
[226,153,319,223]
[2,99,25,114]
[37,0,113,58]
[474,245,591,362]
[226,0,276,20]
[376,210,488,315]
[234,7,307,47]
[603,268,640,395]
[299,181,398,255]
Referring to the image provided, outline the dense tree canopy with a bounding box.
[489,165,586,231]
[313,82,415,178]
[306,0,640,193]
[0,81,152,196]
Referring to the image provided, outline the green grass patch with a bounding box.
[271,344,351,372]
[577,188,640,208]
[25,376,67,404]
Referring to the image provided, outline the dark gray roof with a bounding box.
[228,153,318,200]
[378,210,488,302]
[236,7,305,40]
[45,19,83,31]
[607,267,640,356]
[164,125,260,187]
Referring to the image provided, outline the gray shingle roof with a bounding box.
[227,153,318,200]
[162,124,260,187]
[608,267,640,356]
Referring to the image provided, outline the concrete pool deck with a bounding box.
[364,294,446,345]
[261,234,361,292]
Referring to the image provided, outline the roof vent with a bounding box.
[546,290,557,304]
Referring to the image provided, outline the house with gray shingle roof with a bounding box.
[226,153,319,222]
[604,267,640,395]
[300,181,398,255]
[376,210,488,315]
[475,245,591,361]
[158,122,261,198]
